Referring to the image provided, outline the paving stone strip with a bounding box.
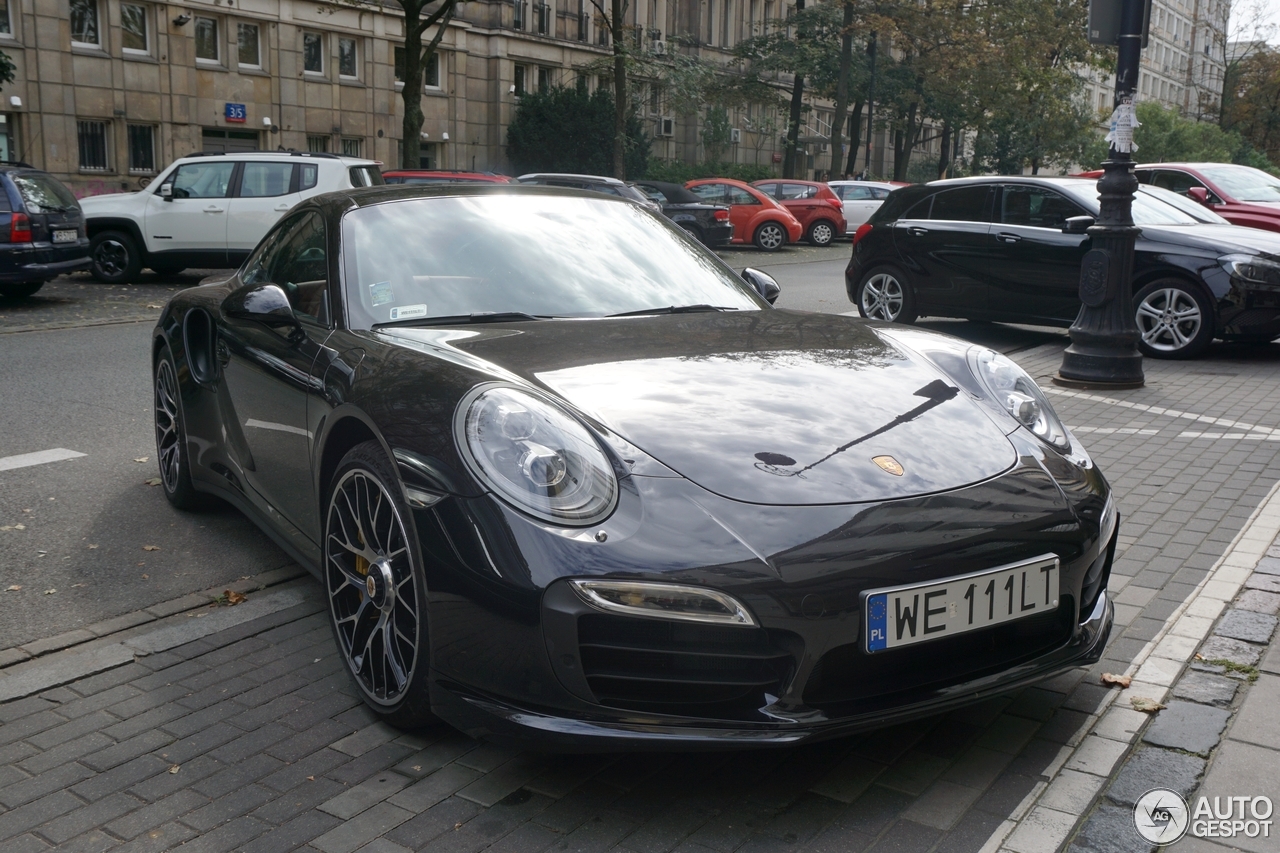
[975,468,1280,853]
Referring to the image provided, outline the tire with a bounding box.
[679,224,705,244]
[856,266,918,324]
[154,345,211,510]
[0,281,44,299]
[91,230,142,283]
[754,221,787,252]
[1133,278,1214,359]
[149,264,186,277]
[807,220,836,247]
[325,441,436,727]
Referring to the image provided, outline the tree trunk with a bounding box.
[892,100,918,181]
[844,101,863,176]
[936,123,951,179]
[611,0,627,178]
[827,1,855,178]
[399,0,457,169]
[782,0,806,178]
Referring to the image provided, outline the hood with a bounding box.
[1140,222,1280,260]
[78,192,140,211]
[385,311,1017,506]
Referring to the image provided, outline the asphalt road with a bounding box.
[0,251,1066,649]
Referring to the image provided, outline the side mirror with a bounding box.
[1062,215,1095,234]
[1188,186,1213,205]
[159,184,173,201]
[222,283,299,329]
[741,268,780,305]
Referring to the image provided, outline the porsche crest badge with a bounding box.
[872,455,904,476]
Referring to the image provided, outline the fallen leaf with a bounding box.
[224,590,247,605]
[413,765,422,772]
[5,585,21,591]
[143,545,160,551]
[144,478,162,487]
[71,583,86,588]
[141,574,149,580]
[87,544,99,549]
[147,303,164,309]
[1,524,26,531]
[1100,673,1132,689]
[168,765,180,774]
[43,589,56,595]
[306,775,315,781]
[1131,697,1166,713]
[134,457,149,463]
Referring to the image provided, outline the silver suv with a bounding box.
[79,150,382,282]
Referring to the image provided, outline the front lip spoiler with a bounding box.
[431,591,1114,752]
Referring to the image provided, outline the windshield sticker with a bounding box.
[389,304,428,321]
[370,281,393,306]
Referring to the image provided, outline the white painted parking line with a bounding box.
[1069,426,1160,436]
[0,448,86,472]
[1047,386,1279,437]
[1177,431,1280,441]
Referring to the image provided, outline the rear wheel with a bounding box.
[679,224,705,244]
[754,221,787,252]
[1133,278,1213,359]
[325,442,435,727]
[856,266,917,324]
[0,281,44,299]
[807,220,836,247]
[154,345,210,510]
[91,231,142,283]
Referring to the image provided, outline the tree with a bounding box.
[1078,101,1273,170]
[506,83,649,177]
[1223,49,1280,167]
[0,51,13,90]
[384,0,458,169]
[582,0,633,177]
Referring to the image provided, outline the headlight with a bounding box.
[1220,254,1280,286]
[968,347,1070,453]
[457,386,617,525]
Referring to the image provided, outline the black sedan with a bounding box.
[632,180,735,247]
[153,184,1114,749]
[847,176,1280,358]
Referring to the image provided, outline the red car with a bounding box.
[382,170,515,185]
[752,179,847,246]
[1079,163,1280,233]
[686,178,804,251]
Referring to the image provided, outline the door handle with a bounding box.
[203,205,225,214]
[996,232,1022,244]
[907,226,929,236]
[274,204,291,211]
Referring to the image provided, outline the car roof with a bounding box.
[177,150,379,166]
[516,173,625,185]
[924,175,1093,188]
[827,180,902,190]
[301,182,642,217]
[755,178,828,187]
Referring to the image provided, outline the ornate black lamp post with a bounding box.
[1056,0,1148,388]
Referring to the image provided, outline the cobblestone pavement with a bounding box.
[6,330,1280,850]
[0,273,224,335]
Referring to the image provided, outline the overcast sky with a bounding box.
[1230,0,1279,45]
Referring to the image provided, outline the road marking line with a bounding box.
[1069,427,1160,435]
[0,448,86,472]
[1047,386,1278,436]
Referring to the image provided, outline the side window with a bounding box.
[903,196,932,219]
[238,163,294,198]
[1152,170,1205,196]
[999,186,1081,229]
[1134,170,1155,185]
[241,213,329,324]
[929,186,989,222]
[689,183,726,204]
[299,164,319,191]
[348,166,383,187]
[638,185,667,204]
[726,186,760,206]
[871,188,892,199]
[779,183,816,200]
[755,183,780,199]
[168,162,234,199]
[844,186,873,201]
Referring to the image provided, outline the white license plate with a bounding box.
[53,230,77,243]
[864,555,1060,653]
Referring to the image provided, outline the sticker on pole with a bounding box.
[1106,97,1141,154]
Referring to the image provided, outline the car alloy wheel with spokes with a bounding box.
[858,268,917,324]
[90,231,142,283]
[325,443,434,724]
[152,345,207,510]
[755,222,786,251]
[1133,279,1213,359]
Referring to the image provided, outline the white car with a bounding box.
[79,151,382,282]
[827,181,902,234]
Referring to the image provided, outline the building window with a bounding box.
[71,0,99,46]
[425,52,440,88]
[195,17,219,62]
[238,23,260,67]
[338,37,357,78]
[537,66,550,92]
[513,0,525,30]
[577,0,587,41]
[78,120,109,171]
[307,135,329,153]
[342,138,362,157]
[121,3,148,53]
[303,32,323,73]
[514,64,525,96]
[534,2,549,35]
[0,0,11,36]
[127,124,155,172]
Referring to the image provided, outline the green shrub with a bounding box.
[506,84,649,178]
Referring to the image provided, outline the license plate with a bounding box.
[864,555,1060,653]
[53,230,77,243]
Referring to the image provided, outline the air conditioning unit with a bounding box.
[730,128,741,144]
[658,116,675,137]
[652,40,666,55]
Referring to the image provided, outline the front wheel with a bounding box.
[856,267,918,324]
[1133,279,1214,359]
[91,231,142,283]
[325,442,435,727]
[807,220,836,247]
[754,221,787,252]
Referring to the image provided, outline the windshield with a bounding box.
[1199,165,1280,203]
[12,173,79,213]
[341,194,762,329]
[1137,185,1230,224]
[1059,182,1202,226]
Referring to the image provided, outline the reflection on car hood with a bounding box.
[1141,222,1280,259]
[388,311,1017,505]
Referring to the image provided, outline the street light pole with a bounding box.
[1056,0,1146,388]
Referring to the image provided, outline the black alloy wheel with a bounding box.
[856,266,918,324]
[325,442,435,726]
[807,220,836,247]
[154,346,208,510]
[0,281,44,299]
[754,221,787,252]
[1133,278,1214,359]
[91,231,142,283]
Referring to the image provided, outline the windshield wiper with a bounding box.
[606,304,740,318]
[374,311,551,329]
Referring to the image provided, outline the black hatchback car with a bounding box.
[847,175,1280,358]
[0,163,90,298]
[632,180,734,247]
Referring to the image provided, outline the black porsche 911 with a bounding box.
[153,184,1115,750]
